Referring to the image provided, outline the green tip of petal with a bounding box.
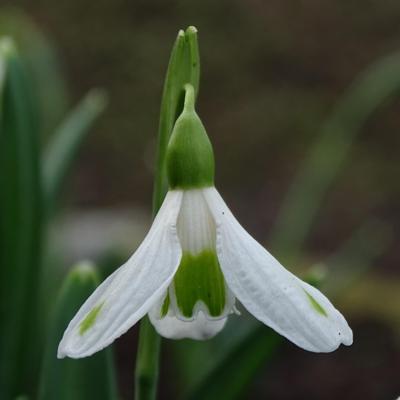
[304,290,328,317]
[79,302,104,335]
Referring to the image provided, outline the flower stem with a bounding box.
[183,83,195,112]
[134,317,161,400]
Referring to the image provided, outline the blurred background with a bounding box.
[0,1,399,399]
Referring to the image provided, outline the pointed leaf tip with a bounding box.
[186,26,198,34]
[69,260,99,286]
[0,36,17,57]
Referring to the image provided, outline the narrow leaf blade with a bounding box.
[0,37,43,398]
[42,89,107,213]
[186,326,281,400]
[271,52,400,258]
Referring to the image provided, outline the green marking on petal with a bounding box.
[79,302,104,335]
[173,250,226,318]
[161,293,170,317]
[304,290,328,317]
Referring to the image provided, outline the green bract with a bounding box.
[166,84,215,189]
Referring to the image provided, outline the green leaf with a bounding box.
[38,262,118,400]
[42,89,107,213]
[152,26,200,213]
[172,318,257,393]
[186,326,281,400]
[320,218,393,295]
[0,37,43,399]
[0,8,69,138]
[271,52,400,259]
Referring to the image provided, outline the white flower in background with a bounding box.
[58,84,352,359]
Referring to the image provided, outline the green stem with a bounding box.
[183,83,195,112]
[134,317,161,400]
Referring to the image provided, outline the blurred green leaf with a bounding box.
[42,89,107,213]
[152,26,200,212]
[271,52,400,259]
[0,38,43,399]
[39,261,118,400]
[0,7,69,137]
[320,218,393,295]
[340,276,400,331]
[172,316,256,394]
[186,326,281,400]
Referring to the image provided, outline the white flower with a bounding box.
[58,186,352,358]
[58,83,352,359]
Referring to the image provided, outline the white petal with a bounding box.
[148,299,227,340]
[203,187,353,353]
[58,191,183,358]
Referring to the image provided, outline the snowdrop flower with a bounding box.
[58,84,352,359]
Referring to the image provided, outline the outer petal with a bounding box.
[58,191,183,358]
[203,187,352,353]
[148,297,227,340]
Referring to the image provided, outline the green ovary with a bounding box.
[172,250,226,318]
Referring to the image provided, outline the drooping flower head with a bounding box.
[58,83,352,359]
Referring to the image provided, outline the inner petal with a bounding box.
[177,189,216,253]
[173,250,226,318]
[149,307,227,340]
[166,189,234,320]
